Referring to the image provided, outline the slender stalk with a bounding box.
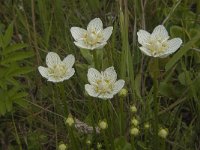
[152,58,159,149]
[119,97,124,136]
[11,113,22,150]
[92,50,99,69]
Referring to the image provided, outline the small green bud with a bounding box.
[158,128,168,139]
[131,118,139,126]
[98,120,108,130]
[97,143,102,149]
[118,88,128,97]
[65,115,74,126]
[58,144,67,150]
[130,105,137,113]
[144,123,150,129]
[130,127,139,136]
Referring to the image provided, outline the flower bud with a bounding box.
[98,120,108,130]
[118,88,128,97]
[130,127,139,136]
[58,144,67,150]
[86,140,91,145]
[131,118,139,126]
[130,105,137,113]
[144,123,150,129]
[65,115,74,126]
[97,143,102,149]
[158,128,168,139]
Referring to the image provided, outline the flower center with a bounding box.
[48,64,67,78]
[83,30,103,46]
[94,79,113,94]
[147,38,168,56]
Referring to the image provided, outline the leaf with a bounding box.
[114,137,132,150]
[3,22,13,48]
[0,100,6,115]
[178,71,190,85]
[14,98,28,108]
[135,73,142,99]
[165,34,200,72]
[2,43,28,55]
[1,51,34,64]
[170,26,185,39]
[5,98,13,112]
[80,49,93,64]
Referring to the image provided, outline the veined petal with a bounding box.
[46,52,61,68]
[48,76,61,83]
[152,25,169,40]
[112,79,125,95]
[70,27,87,41]
[91,42,107,50]
[98,93,114,99]
[137,30,150,46]
[85,84,99,97]
[103,66,117,83]
[63,68,75,80]
[63,54,75,68]
[87,18,103,32]
[38,66,49,79]
[165,38,182,54]
[139,47,152,57]
[74,41,91,49]
[102,26,113,42]
[87,68,101,84]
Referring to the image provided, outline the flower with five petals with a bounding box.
[70,18,113,50]
[38,52,75,83]
[137,25,182,58]
[85,67,125,99]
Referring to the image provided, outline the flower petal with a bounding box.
[64,68,75,80]
[46,52,61,67]
[85,84,99,97]
[74,41,91,49]
[151,25,169,40]
[91,42,107,50]
[63,54,75,68]
[48,76,61,83]
[137,30,150,46]
[103,66,117,83]
[102,26,113,42]
[87,68,101,84]
[70,27,87,41]
[139,47,152,56]
[87,18,103,32]
[161,38,183,57]
[112,79,125,95]
[38,66,49,79]
[98,93,113,99]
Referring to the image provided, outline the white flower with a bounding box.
[38,52,75,83]
[137,25,182,58]
[85,67,125,99]
[70,18,113,50]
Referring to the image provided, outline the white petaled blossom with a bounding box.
[70,18,113,50]
[38,52,75,83]
[85,67,125,99]
[137,25,182,58]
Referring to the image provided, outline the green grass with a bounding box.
[1,0,200,149]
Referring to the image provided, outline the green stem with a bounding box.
[119,97,124,136]
[92,50,98,69]
[11,113,22,150]
[152,58,159,149]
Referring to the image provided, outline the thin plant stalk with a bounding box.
[152,58,159,149]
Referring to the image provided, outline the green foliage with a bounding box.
[0,22,33,115]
